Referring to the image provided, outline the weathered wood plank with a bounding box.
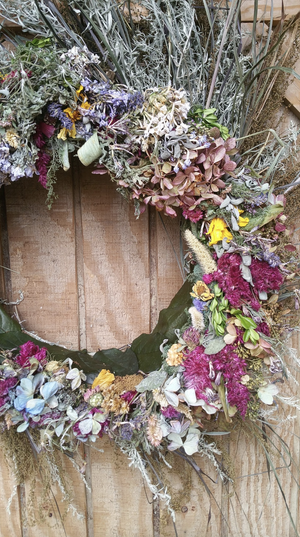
[90,435,154,537]
[284,65,300,119]
[0,450,22,537]
[4,173,79,349]
[160,452,223,537]
[79,168,151,351]
[241,0,300,21]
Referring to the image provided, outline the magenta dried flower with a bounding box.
[15,341,47,368]
[183,344,250,417]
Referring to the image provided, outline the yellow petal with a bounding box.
[80,101,91,110]
[57,128,68,141]
[238,216,249,227]
[207,218,232,245]
[92,369,115,390]
[76,85,84,96]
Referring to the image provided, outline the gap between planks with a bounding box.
[149,207,160,537]
[0,188,30,537]
[72,161,94,537]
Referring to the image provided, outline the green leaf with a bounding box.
[243,329,251,343]
[131,332,165,373]
[26,38,52,48]
[0,305,22,333]
[0,330,114,374]
[249,328,260,343]
[92,347,138,376]
[239,316,257,330]
[77,132,103,166]
[204,338,226,355]
[136,370,167,392]
[153,280,192,341]
[243,204,284,231]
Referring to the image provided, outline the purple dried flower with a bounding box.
[120,423,133,440]
[47,103,73,130]
[192,298,207,312]
[161,406,181,419]
[183,344,250,417]
[182,327,200,348]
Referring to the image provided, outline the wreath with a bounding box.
[1,0,300,532]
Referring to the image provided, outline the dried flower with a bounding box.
[166,344,184,366]
[184,230,217,274]
[207,218,233,245]
[101,385,130,414]
[5,129,19,148]
[191,280,214,301]
[92,369,115,390]
[147,414,163,447]
[188,307,205,331]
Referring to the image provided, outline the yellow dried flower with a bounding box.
[191,280,214,301]
[63,107,81,122]
[57,123,76,140]
[166,343,184,366]
[92,369,115,390]
[101,385,130,414]
[147,415,163,447]
[45,361,60,372]
[206,217,233,245]
[184,230,217,274]
[5,129,19,148]
[238,215,249,227]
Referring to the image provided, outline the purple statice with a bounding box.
[198,135,211,148]
[0,377,18,397]
[10,166,24,181]
[244,193,267,215]
[106,89,144,118]
[47,103,73,130]
[258,249,281,268]
[120,423,134,440]
[29,410,61,428]
[74,121,94,140]
[0,157,11,174]
[0,396,9,408]
[183,344,250,417]
[192,298,207,312]
[81,77,110,95]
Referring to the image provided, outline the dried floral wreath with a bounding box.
[1,0,300,532]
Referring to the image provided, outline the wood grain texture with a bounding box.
[90,435,154,537]
[79,167,151,351]
[4,173,79,349]
[22,452,88,537]
[160,452,223,537]
[241,0,300,21]
[0,450,22,537]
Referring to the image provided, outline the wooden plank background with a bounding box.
[0,1,300,536]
